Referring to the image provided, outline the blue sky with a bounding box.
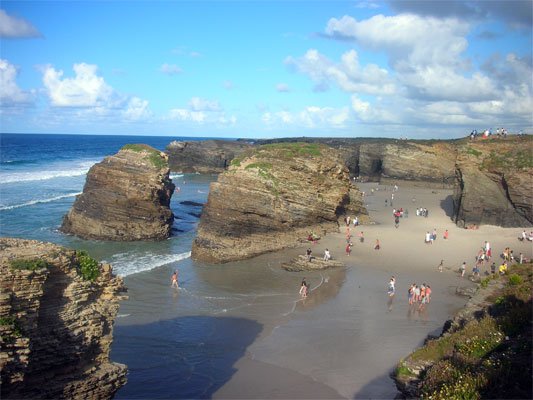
[1,1,531,139]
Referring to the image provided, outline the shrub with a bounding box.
[9,258,48,271]
[508,274,523,286]
[0,316,22,338]
[76,250,100,281]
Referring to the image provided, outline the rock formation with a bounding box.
[453,137,532,227]
[0,238,127,399]
[166,139,252,173]
[281,255,345,272]
[61,144,175,241]
[191,143,368,263]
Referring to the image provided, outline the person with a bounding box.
[374,239,380,250]
[425,231,431,244]
[345,242,352,256]
[358,231,364,243]
[425,285,432,303]
[490,262,496,275]
[171,270,179,288]
[443,229,449,240]
[460,262,466,277]
[519,230,527,241]
[299,281,308,298]
[306,248,312,261]
[473,264,480,277]
[323,248,331,261]
[388,276,396,296]
[484,241,491,258]
[438,259,444,272]
[498,262,508,275]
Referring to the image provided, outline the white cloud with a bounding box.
[43,63,116,107]
[123,97,151,120]
[0,9,41,38]
[276,83,290,92]
[188,97,221,111]
[262,106,351,129]
[159,63,182,75]
[325,14,469,67]
[286,49,394,95]
[0,59,34,105]
[169,108,206,123]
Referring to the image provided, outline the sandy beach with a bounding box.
[112,181,532,399]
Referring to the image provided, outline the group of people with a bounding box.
[408,283,432,307]
[306,247,333,261]
[518,230,533,242]
[343,215,360,227]
[416,208,429,217]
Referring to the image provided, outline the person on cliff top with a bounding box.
[171,270,179,288]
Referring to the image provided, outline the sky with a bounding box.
[0,1,532,139]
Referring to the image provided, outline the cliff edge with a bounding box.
[61,144,175,241]
[191,142,367,263]
[0,238,127,399]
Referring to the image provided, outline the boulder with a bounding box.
[61,144,175,241]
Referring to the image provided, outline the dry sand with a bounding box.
[213,181,532,399]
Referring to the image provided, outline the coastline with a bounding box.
[112,181,532,399]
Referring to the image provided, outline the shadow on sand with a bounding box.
[111,316,262,399]
[440,194,455,219]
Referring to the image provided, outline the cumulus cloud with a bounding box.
[0,9,41,38]
[159,63,183,75]
[123,97,151,120]
[43,63,116,107]
[286,48,394,95]
[0,59,34,105]
[169,108,206,123]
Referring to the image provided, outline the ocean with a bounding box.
[0,133,216,276]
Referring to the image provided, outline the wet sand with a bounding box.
[112,182,532,399]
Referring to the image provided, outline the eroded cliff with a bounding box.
[191,143,367,263]
[61,144,175,241]
[0,238,127,399]
[166,139,252,173]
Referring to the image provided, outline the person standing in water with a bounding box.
[171,270,179,288]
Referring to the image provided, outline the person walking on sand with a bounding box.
[388,276,396,297]
[358,231,364,243]
[171,270,179,288]
[460,262,466,277]
[438,259,444,272]
[443,229,449,240]
[345,242,352,256]
[374,239,380,250]
[323,248,331,261]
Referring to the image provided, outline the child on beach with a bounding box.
[374,239,380,250]
[358,231,364,243]
[438,260,444,272]
[459,262,466,277]
[345,243,352,256]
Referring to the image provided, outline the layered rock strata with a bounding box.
[166,139,252,173]
[192,143,368,263]
[453,137,532,227]
[61,144,175,241]
[0,238,127,399]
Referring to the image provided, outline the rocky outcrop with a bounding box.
[192,143,368,263]
[0,238,127,399]
[281,255,344,272]
[453,137,532,227]
[61,144,175,241]
[166,140,252,173]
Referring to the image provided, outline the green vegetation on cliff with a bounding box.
[9,258,48,271]
[122,144,168,169]
[394,263,532,399]
[76,250,100,281]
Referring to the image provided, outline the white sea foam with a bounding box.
[0,192,82,211]
[0,160,97,184]
[105,251,191,277]
[170,174,184,180]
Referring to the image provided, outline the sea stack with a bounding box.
[61,144,175,241]
[192,142,368,263]
[0,238,127,398]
